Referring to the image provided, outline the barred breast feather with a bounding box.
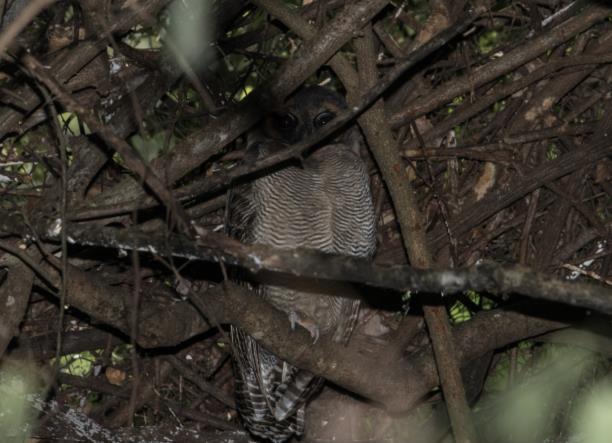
[228,141,376,442]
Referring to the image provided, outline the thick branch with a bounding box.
[202,285,572,411]
[354,15,476,443]
[1,214,608,315]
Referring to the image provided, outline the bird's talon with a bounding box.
[311,327,320,344]
[299,320,320,343]
[287,312,319,343]
[289,311,298,331]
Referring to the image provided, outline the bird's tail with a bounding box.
[274,370,325,422]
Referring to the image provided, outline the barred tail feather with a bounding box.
[274,371,325,422]
[231,325,309,442]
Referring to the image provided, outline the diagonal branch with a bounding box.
[388,3,611,128]
[428,137,612,249]
[22,54,194,235]
[85,0,391,210]
[201,285,572,412]
[69,2,478,220]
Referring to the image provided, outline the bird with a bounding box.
[226,85,376,442]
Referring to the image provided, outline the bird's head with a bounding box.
[263,85,347,144]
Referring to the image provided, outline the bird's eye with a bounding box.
[314,111,335,128]
[275,112,298,130]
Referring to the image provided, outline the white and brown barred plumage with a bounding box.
[227,86,376,442]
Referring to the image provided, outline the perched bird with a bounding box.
[227,86,376,442]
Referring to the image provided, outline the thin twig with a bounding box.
[22,54,194,236]
[39,85,69,383]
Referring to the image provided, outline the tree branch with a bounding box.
[85,0,391,211]
[2,213,608,316]
[201,285,572,412]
